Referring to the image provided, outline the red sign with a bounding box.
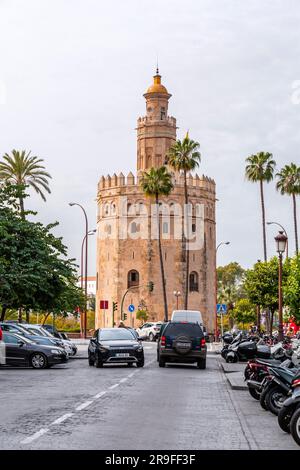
[100,300,109,310]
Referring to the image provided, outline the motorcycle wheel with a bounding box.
[278,406,294,433]
[266,386,287,416]
[226,354,237,363]
[244,366,251,380]
[290,407,300,446]
[260,385,270,411]
[248,386,260,400]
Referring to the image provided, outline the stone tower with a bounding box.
[95,70,216,333]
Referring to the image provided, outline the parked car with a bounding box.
[88,327,144,368]
[0,332,68,368]
[21,323,74,356]
[39,326,77,356]
[136,322,163,341]
[157,321,207,369]
[0,322,65,350]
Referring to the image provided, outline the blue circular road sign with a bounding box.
[128,304,135,313]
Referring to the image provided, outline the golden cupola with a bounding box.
[144,68,170,96]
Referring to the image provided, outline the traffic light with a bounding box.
[148,281,154,292]
[123,313,127,320]
[113,301,118,312]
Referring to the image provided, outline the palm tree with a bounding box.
[166,133,201,309]
[245,152,276,261]
[276,163,300,255]
[140,166,173,322]
[0,149,51,218]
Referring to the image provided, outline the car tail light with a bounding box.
[292,378,300,387]
[200,338,206,347]
[161,336,166,347]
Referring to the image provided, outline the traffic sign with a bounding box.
[217,303,227,314]
[128,304,135,313]
[100,300,109,310]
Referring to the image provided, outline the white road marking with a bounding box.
[109,383,119,390]
[51,413,73,425]
[75,400,93,411]
[119,377,128,383]
[127,373,135,378]
[94,391,107,399]
[21,428,49,444]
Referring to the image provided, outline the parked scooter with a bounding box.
[278,371,300,435]
[259,366,299,415]
[225,334,271,363]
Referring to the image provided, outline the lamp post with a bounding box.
[69,202,89,338]
[267,222,288,258]
[275,231,288,341]
[79,229,96,336]
[173,290,181,310]
[215,242,230,342]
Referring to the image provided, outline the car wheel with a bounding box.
[30,353,48,369]
[95,354,103,368]
[88,355,95,366]
[290,407,300,446]
[197,358,206,369]
[248,386,260,401]
[266,386,287,416]
[159,358,166,367]
[149,332,154,342]
[278,406,295,433]
[136,360,144,367]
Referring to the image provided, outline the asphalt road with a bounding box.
[0,342,298,450]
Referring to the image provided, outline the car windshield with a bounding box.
[164,323,203,337]
[99,329,135,341]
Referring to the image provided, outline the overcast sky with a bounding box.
[0,0,300,273]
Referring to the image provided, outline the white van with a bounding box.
[171,310,204,327]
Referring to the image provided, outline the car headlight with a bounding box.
[51,349,62,354]
[136,344,143,352]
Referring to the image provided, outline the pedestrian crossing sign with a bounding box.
[217,304,227,314]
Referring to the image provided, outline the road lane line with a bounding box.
[76,400,94,411]
[51,413,73,425]
[119,377,128,383]
[127,372,135,378]
[94,391,107,399]
[21,428,49,444]
[109,383,119,389]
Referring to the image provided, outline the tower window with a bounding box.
[130,222,139,234]
[160,107,166,120]
[189,271,199,292]
[192,223,196,233]
[128,270,139,288]
[163,222,169,234]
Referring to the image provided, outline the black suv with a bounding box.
[157,322,207,369]
[88,328,144,368]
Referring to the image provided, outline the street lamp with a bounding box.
[173,290,181,310]
[267,222,288,258]
[215,242,230,342]
[79,229,96,336]
[275,231,288,341]
[69,202,89,338]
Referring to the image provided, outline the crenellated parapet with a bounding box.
[137,115,176,126]
[97,172,215,194]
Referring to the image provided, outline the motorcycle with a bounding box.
[277,371,300,437]
[259,365,299,415]
[226,334,270,363]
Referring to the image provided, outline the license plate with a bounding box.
[177,342,190,348]
[116,353,130,357]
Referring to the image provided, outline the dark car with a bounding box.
[0,332,68,368]
[157,321,207,369]
[88,328,144,368]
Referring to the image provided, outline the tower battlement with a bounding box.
[137,115,176,126]
[97,172,215,194]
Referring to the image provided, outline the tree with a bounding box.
[140,166,173,322]
[0,149,51,218]
[243,258,288,334]
[136,309,148,324]
[167,133,201,309]
[245,152,276,261]
[0,182,84,321]
[232,298,257,328]
[276,163,300,255]
[284,255,300,323]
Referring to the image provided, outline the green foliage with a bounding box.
[166,133,201,173]
[0,182,84,319]
[276,163,300,196]
[217,262,245,303]
[284,255,300,322]
[245,151,276,183]
[232,298,257,326]
[136,309,148,323]
[140,166,173,199]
